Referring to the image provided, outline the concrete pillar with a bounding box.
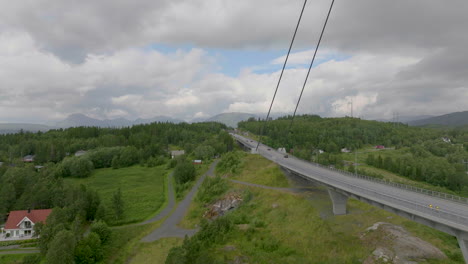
[457,235,468,264]
[327,188,348,215]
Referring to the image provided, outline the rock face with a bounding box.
[362,222,447,264]
[203,193,243,220]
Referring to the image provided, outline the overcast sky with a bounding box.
[1,0,467,123]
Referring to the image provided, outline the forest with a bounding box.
[238,115,468,193]
[0,121,233,263]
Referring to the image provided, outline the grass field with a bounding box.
[129,238,183,264]
[65,165,168,225]
[229,154,290,188]
[0,253,40,264]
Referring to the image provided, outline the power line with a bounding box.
[288,0,336,132]
[255,0,308,151]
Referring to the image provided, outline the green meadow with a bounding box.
[65,165,168,225]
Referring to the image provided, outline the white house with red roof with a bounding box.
[2,209,52,239]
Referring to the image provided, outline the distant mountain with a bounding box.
[0,123,52,134]
[374,115,434,124]
[408,111,468,127]
[206,112,257,128]
[56,113,183,128]
[133,116,184,125]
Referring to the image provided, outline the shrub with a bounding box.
[195,176,228,204]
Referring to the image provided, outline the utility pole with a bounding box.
[348,100,353,118]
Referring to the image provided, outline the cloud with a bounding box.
[0,0,467,123]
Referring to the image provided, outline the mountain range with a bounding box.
[2,111,468,134]
[55,113,184,128]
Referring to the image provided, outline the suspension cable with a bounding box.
[288,0,336,132]
[255,0,308,151]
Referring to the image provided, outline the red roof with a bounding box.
[4,209,52,229]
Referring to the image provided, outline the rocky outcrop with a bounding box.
[362,222,447,264]
[203,193,243,220]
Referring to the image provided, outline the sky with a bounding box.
[1,0,467,124]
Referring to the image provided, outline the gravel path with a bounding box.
[141,160,218,242]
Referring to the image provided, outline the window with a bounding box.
[24,230,32,236]
[24,221,31,228]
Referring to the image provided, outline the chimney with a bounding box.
[28,208,31,213]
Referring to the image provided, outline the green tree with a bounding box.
[90,220,111,244]
[174,160,196,184]
[46,230,76,264]
[74,232,103,264]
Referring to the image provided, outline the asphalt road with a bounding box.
[234,134,468,232]
[141,160,219,242]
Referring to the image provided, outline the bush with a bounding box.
[88,147,123,168]
[174,160,196,185]
[60,156,94,178]
[90,220,111,244]
[216,151,245,175]
[74,232,103,264]
[195,176,228,204]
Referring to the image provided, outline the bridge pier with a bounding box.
[327,188,348,215]
[457,234,468,264]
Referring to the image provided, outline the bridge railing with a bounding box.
[310,161,468,205]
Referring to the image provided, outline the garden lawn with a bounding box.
[65,165,168,225]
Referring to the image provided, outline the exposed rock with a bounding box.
[362,222,447,264]
[272,203,279,208]
[223,245,237,252]
[203,192,243,220]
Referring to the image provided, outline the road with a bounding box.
[234,134,468,232]
[141,160,219,242]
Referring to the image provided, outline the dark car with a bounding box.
[284,154,288,158]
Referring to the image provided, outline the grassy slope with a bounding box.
[65,165,168,225]
[129,238,183,264]
[182,154,463,263]
[229,154,290,188]
[125,153,464,263]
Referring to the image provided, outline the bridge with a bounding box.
[233,133,468,263]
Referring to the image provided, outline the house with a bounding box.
[375,145,385,149]
[74,150,87,157]
[23,155,35,162]
[192,160,203,165]
[170,150,185,159]
[341,148,351,153]
[318,150,325,154]
[442,137,451,143]
[3,209,52,239]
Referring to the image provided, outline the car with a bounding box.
[284,154,288,158]
[267,148,271,151]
